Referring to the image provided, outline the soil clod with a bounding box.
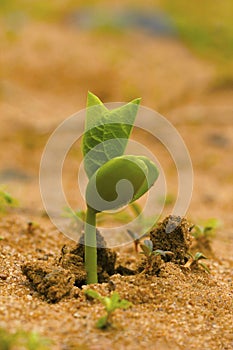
[21,261,75,303]
[150,215,193,264]
[70,230,117,281]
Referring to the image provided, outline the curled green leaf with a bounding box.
[86,155,158,212]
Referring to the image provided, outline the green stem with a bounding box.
[85,206,98,284]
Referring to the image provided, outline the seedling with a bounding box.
[185,252,210,273]
[82,92,159,284]
[85,289,132,329]
[191,218,220,239]
[0,187,18,213]
[140,239,154,258]
[140,239,173,269]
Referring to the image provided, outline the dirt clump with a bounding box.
[22,230,118,300]
[150,215,193,264]
[70,230,117,282]
[21,261,75,303]
[58,245,87,287]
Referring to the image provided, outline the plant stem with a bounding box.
[85,206,98,284]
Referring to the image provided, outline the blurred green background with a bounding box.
[1,0,233,100]
[1,0,232,77]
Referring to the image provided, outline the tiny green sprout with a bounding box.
[140,240,173,259]
[154,249,174,259]
[0,187,18,214]
[140,240,174,271]
[82,92,159,284]
[185,252,210,273]
[191,218,220,239]
[140,239,154,257]
[85,289,132,329]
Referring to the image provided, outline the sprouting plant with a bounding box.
[184,252,210,273]
[140,239,174,270]
[0,187,18,214]
[82,92,159,284]
[0,328,51,350]
[85,289,132,329]
[140,239,154,259]
[140,239,173,269]
[191,218,220,239]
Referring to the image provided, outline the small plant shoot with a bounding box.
[140,239,174,270]
[185,252,210,273]
[0,187,18,214]
[85,289,132,329]
[191,218,221,239]
[82,92,159,284]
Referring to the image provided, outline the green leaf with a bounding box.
[193,225,203,237]
[82,92,141,178]
[108,292,132,312]
[0,188,18,213]
[131,156,159,201]
[116,299,132,310]
[203,218,221,233]
[85,289,103,302]
[199,262,210,273]
[194,252,208,261]
[103,296,112,311]
[86,155,159,213]
[86,155,147,212]
[140,243,152,257]
[154,249,174,257]
[109,292,120,307]
[144,239,153,252]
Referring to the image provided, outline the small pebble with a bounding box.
[0,274,7,280]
